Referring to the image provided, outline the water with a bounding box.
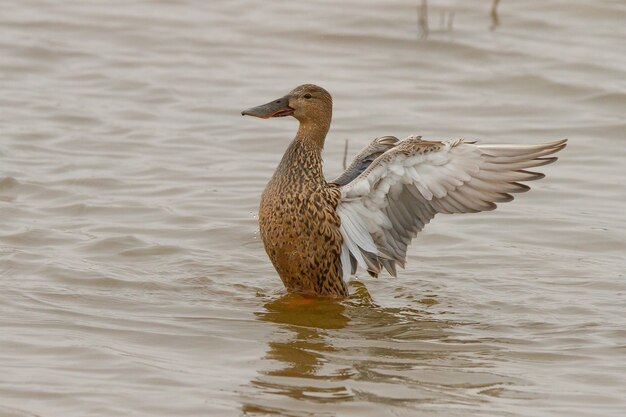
[1,1,625,416]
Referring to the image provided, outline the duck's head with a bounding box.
[242,84,332,124]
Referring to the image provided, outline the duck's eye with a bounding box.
[304,93,312,99]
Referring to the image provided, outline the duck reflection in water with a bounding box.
[239,283,499,415]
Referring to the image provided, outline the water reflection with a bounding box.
[241,284,507,415]
[255,294,349,380]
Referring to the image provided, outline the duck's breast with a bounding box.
[258,181,346,295]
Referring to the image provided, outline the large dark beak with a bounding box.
[241,95,294,118]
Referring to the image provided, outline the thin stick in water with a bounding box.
[342,139,349,170]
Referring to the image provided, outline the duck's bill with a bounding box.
[241,96,294,118]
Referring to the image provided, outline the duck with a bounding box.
[242,84,566,298]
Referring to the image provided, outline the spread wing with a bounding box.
[337,135,567,280]
[332,136,399,186]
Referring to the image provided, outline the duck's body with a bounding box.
[259,137,346,296]
[243,84,566,298]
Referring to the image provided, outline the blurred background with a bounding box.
[1,1,625,416]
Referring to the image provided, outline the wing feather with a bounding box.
[332,136,399,186]
[337,137,567,280]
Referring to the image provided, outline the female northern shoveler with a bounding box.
[242,84,566,298]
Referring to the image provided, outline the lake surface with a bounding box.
[1,1,625,416]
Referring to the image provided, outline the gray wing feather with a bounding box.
[332,136,399,186]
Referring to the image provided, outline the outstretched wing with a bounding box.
[332,136,399,186]
[337,136,567,280]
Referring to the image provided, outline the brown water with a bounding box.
[1,1,626,416]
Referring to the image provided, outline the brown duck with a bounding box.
[242,84,566,298]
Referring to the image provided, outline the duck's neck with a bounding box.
[295,117,331,150]
[275,118,331,185]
